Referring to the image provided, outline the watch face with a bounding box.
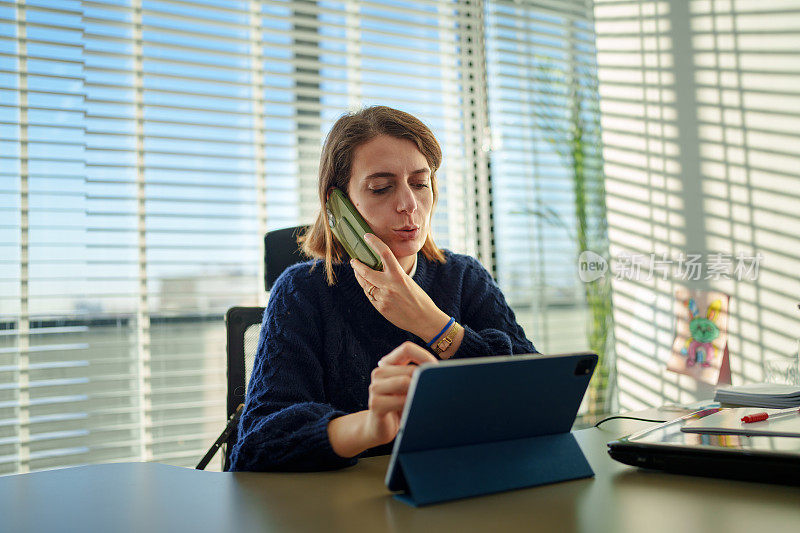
[434,323,459,354]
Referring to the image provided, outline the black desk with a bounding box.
[3,416,800,533]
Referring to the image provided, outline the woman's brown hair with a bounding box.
[299,106,446,285]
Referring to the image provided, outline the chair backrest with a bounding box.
[264,225,310,291]
[223,305,264,471]
[222,225,312,470]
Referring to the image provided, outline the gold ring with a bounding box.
[368,285,376,300]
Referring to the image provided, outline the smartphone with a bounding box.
[326,188,383,271]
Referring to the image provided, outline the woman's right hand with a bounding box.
[327,342,437,458]
[364,342,438,446]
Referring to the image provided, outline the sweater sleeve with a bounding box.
[229,270,357,472]
[451,257,538,359]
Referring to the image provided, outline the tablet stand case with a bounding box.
[393,432,593,506]
[386,353,597,506]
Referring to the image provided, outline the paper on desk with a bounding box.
[681,407,800,437]
[714,383,800,408]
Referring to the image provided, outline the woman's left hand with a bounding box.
[351,233,450,343]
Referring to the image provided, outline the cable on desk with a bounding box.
[593,415,667,428]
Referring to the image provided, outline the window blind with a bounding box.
[485,0,603,355]
[1,0,602,474]
[0,0,488,474]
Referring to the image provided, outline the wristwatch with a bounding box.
[432,321,461,356]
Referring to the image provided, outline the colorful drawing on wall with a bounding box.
[668,289,731,385]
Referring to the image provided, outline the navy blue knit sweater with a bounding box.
[229,250,537,472]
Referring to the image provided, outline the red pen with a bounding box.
[741,407,800,423]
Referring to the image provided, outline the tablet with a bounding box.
[607,408,800,485]
[385,352,597,493]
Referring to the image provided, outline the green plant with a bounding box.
[521,59,615,417]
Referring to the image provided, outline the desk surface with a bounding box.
[3,416,800,533]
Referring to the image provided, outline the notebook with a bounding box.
[714,383,800,408]
[681,407,800,437]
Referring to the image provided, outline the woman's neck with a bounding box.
[398,254,417,275]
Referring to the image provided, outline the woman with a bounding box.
[230,106,537,471]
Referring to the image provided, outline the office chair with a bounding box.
[263,225,312,292]
[196,224,310,470]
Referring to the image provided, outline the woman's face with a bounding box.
[346,135,434,271]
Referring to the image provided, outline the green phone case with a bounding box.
[326,188,383,271]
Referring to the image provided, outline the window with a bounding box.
[1,0,602,474]
[486,0,605,358]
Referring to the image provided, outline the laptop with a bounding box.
[607,408,800,485]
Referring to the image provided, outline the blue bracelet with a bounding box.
[427,317,455,348]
